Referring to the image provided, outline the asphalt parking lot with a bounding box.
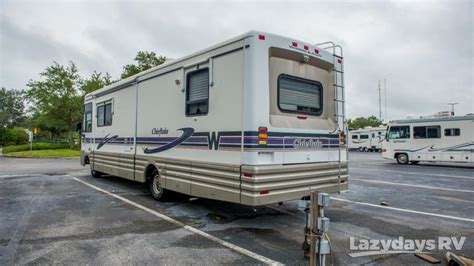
[1,152,473,265]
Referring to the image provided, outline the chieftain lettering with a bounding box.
[293,138,323,150]
[151,128,169,135]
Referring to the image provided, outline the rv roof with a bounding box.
[390,114,474,124]
[86,30,336,99]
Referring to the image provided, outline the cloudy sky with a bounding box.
[1,0,472,120]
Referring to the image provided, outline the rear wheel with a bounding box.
[91,170,102,178]
[148,169,169,201]
[358,147,364,152]
[396,153,409,165]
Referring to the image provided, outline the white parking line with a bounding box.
[351,177,474,193]
[0,174,37,179]
[331,197,474,223]
[70,176,282,266]
[350,167,474,180]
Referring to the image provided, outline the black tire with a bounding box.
[396,153,409,165]
[411,161,420,165]
[91,170,102,178]
[148,169,169,201]
[358,147,364,152]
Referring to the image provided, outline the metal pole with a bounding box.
[30,130,33,152]
[378,80,382,121]
[384,78,387,122]
[448,103,458,115]
[310,191,320,266]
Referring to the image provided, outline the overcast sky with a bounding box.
[1,0,472,120]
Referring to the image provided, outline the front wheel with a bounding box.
[396,153,409,165]
[148,170,169,201]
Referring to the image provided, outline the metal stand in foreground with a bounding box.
[299,192,331,266]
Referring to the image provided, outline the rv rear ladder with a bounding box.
[315,41,346,190]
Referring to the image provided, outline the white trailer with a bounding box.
[382,113,473,164]
[80,31,348,206]
[348,127,386,152]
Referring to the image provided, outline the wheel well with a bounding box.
[144,164,158,183]
[394,152,407,159]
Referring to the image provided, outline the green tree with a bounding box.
[0,87,26,129]
[81,71,114,94]
[347,116,384,129]
[121,51,167,79]
[26,61,83,148]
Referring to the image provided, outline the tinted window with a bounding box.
[97,102,112,127]
[413,126,441,139]
[278,75,322,115]
[360,135,369,139]
[352,135,359,140]
[83,103,92,132]
[186,69,209,116]
[445,128,460,136]
[388,126,410,139]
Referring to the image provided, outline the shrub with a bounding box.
[2,142,70,154]
[0,128,29,146]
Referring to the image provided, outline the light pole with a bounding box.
[448,103,458,115]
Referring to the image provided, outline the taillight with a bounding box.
[258,35,265,40]
[258,127,268,145]
[340,131,345,144]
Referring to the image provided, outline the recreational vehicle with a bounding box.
[348,127,386,152]
[382,113,473,164]
[80,31,348,206]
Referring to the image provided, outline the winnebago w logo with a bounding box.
[193,131,242,150]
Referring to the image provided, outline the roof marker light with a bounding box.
[258,35,265,40]
[337,59,342,64]
[304,45,309,50]
[314,49,319,54]
[292,42,298,47]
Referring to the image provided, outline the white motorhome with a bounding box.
[382,113,473,164]
[80,31,348,206]
[348,127,386,152]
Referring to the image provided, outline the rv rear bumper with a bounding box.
[240,161,348,206]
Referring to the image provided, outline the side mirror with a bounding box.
[76,122,82,132]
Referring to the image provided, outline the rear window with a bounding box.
[278,75,322,115]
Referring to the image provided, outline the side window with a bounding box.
[186,69,209,116]
[83,103,93,132]
[352,135,359,140]
[97,101,113,127]
[372,133,375,138]
[445,128,460,136]
[360,135,369,139]
[388,126,410,139]
[414,126,441,139]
